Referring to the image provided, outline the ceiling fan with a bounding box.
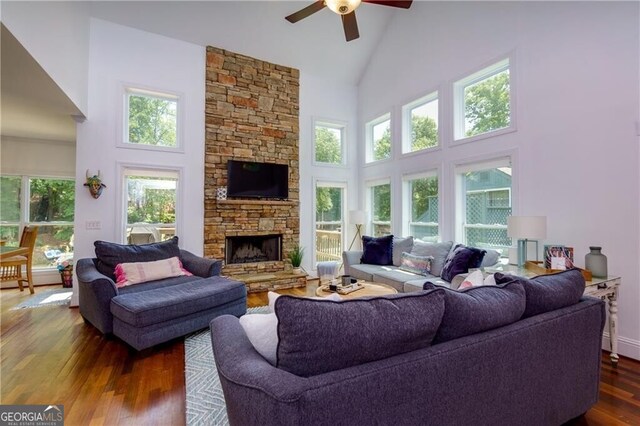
[285,0,413,42]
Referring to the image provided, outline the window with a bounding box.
[454,58,512,141]
[0,176,75,268]
[314,182,345,264]
[366,114,391,163]
[402,92,438,153]
[367,180,391,237]
[404,173,439,241]
[455,158,512,255]
[314,121,345,165]
[124,87,179,149]
[123,168,179,244]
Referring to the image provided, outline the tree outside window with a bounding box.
[404,94,438,153]
[368,116,391,162]
[408,176,439,240]
[126,89,178,148]
[464,69,510,137]
[370,183,391,236]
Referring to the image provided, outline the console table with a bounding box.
[485,264,621,366]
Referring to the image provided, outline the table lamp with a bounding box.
[507,216,547,267]
[347,210,368,251]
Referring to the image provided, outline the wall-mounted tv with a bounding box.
[226,160,288,199]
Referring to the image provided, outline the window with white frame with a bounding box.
[124,87,179,149]
[367,180,391,236]
[402,92,438,153]
[454,58,512,140]
[122,168,179,244]
[366,114,391,163]
[0,175,75,268]
[454,158,512,255]
[314,182,345,264]
[314,121,345,165]
[403,172,439,241]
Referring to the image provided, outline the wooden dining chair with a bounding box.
[0,226,39,294]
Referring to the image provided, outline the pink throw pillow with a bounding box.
[114,256,192,288]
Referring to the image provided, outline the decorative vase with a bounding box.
[292,267,302,275]
[585,246,607,278]
[216,187,227,201]
[60,265,74,288]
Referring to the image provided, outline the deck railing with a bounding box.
[316,229,342,262]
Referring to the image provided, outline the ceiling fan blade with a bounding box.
[363,0,413,9]
[341,11,360,42]
[285,1,326,23]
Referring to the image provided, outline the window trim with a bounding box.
[401,90,440,155]
[452,53,517,145]
[116,162,184,244]
[365,113,392,164]
[312,118,348,168]
[402,169,440,239]
[312,179,347,267]
[118,84,184,153]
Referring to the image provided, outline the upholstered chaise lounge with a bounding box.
[77,237,247,350]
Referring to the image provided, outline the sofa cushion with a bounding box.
[94,236,181,279]
[398,252,433,275]
[361,235,394,265]
[372,267,436,292]
[117,275,198,295]
[275,290,446,377]
[114,256,192,288]
[494,269,585,318]
[423,279,525,343]
[110,276,245,327]
[440,244,487,282]
[481,249,501,267]
[410,240,453,277]
[403,278,446,292]
[392,236,414,266]
[348,263,384,281]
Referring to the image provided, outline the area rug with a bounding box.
[10,288,73,310]
[185,306,269,426]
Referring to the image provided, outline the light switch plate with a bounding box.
[86,220,101,230]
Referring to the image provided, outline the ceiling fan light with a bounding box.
[325,0,362,15]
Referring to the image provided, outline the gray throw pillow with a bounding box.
[94,236,181,279]
[494,269,585,318]
[481,249,501,267]
[423,279,525,343]
[275,290,445,377]
[392,236,414,266]
[410,240,453,277]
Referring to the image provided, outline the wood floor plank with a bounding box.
[2,284,639,425]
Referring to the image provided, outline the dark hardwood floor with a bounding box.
[1,284,638,425]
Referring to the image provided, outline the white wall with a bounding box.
[358,2,640,359]
[1,1,90,115]
[299,73,359,272]
[72,19,206,305]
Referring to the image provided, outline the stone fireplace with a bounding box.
[226,234,282,265]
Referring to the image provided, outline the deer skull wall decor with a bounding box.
[84,170,106,199]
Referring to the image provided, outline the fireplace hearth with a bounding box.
[225,234,282,265]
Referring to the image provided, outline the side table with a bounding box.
[584,276,621,366]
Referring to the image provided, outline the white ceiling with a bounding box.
[1,1,410,144]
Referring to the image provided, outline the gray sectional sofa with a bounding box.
[210,269,605,426]
[343,237,499,292]
[77,237,247,350]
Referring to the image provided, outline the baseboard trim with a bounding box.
[602,332,640,361]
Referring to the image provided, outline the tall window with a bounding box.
[404,173,439,241]
[454,58,512,140]
[455,158,512,255]
[366,114,391,163]
[0,176,75,268]
[124,87,179,149]
[367,180,391,237]
[314,121,345,165]
[123,168,179,244]
[402,92,438,153]
[315,183,345,264]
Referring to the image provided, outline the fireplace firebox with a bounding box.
[225,234,282,265]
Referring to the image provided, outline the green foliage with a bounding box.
[465,70,510,137]
[288,244,305,267]
[29,179,75,222]
[411,115,438,151]
[316,187,342,222]
[127,177,176,224]
[372,184,391,222]
[411,177,438,221]
[128,95,177,147]
[0,176,21,222]
[315,126,342,164]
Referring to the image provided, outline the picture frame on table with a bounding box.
[543,245,575,270]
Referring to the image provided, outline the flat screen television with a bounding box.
[226,160,288,199]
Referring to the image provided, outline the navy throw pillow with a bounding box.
[360,235,394,265]
[440,244,486,282]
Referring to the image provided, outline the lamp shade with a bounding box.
[507,216,547,240]
[349,210,368,225]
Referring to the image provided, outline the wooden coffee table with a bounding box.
[315,282,398,300]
